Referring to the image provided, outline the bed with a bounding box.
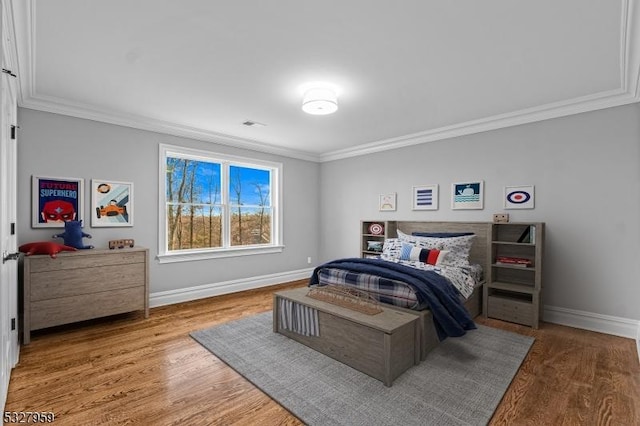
[310,221,491,360]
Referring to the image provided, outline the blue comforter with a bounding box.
[309,258,475,340]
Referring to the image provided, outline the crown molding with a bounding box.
[9,0,322,163]
[9,0,640,164]
[2,1,17,73]
[19,95,322,162]
[321,0,640,162]
[7,0,31,104]
[319,88,636,162]
[624,0,640,99]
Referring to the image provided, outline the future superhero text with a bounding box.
[39,182,78,198]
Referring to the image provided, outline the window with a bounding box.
[158,144,283,263]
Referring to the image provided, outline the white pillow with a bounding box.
[397,230,475,267]
[381,238,403,261]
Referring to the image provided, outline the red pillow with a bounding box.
[19,241,77,258]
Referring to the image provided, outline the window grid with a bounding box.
[159,144,282,262]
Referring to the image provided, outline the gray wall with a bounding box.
[17,109,320,294]
[319,103,640,321]
[16,104,640,323]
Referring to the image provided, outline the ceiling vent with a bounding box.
[242,120,266,127]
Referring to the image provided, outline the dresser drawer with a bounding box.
[28,250,146,273]
[30,287,145,330]
[487,295,534,326]
[30,263,144,301]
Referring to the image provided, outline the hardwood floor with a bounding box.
[6,281,639,425]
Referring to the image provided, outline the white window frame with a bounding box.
[157,144,283,264]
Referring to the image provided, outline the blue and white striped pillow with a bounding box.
[399,242,448,265]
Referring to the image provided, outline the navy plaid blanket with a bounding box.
[316,267,424,310]
[309,258,476,340]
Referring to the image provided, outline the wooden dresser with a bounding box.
[22,247,149,344]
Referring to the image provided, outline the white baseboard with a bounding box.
[544,305,639,340]
[151,280,640,364]
[637,322,640,364]
[149,268,314,308]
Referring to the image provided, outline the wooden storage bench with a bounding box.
[273,287,419,387]
[22,247,149,344]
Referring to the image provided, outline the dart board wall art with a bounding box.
[504,185,534,209]
[368,223,384,235]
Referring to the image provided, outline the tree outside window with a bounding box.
[160,145,280,259]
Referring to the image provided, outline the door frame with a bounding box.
[0,0,19,411]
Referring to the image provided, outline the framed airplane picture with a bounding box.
[91,179,134,227]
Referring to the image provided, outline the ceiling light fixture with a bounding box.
[302,86,338,115]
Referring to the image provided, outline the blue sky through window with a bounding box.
[167,158,271,206]
[229,165,271,206]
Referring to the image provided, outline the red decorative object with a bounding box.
[19,241,77,258]
[495,256,532,267]
[368,223,384,235]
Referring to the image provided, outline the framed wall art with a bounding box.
[379,193,397,211]
[91,179,133,227]
[504,185,535,209]
[451,180,484,210]
[412,184,438,210]
[32,175,84,228]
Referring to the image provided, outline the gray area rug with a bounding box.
[191,312,533,426]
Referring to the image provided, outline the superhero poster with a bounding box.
[32,176,84,228]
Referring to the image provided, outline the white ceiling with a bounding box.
[8,0,640,162]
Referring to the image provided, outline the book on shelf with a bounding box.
[495,256,532,267]
[530,225,536,244]
[517,226,530,243]
[495,261,531,268]
[516,225,536,244]
[496,255,531,263]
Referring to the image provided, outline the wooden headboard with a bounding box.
[393,221,491,276]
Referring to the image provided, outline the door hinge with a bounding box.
[10,125,19,140]
[2,68,16,78]
[10,222,15,235]
[11,318,15,331]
